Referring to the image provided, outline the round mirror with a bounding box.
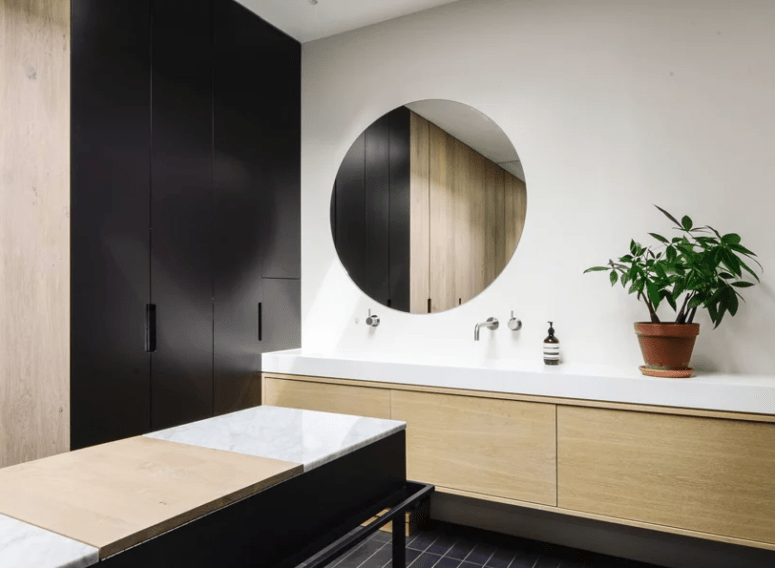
[330,100,526,313]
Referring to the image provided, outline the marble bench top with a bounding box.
[0,513,98,568]
[0,406,404,568]
[145,405,406,471]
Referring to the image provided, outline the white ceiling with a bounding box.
[236,0,463,43]
[406,100,525,181]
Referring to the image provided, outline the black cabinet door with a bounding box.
[71,0,152,449]
[213,0,300,415]
[150,0,214,430]
[261,279,301,355]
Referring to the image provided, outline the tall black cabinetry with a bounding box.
[330,107,410,311]
[71,0,301,449]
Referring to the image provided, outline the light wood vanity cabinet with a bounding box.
[391,391,556,506]
[263,377,391,419]
[261,372,775,551]
[558,406,775,545]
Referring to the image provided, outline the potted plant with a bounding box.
[585,206,762,378]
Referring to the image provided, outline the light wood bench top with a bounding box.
[0,436,302,559]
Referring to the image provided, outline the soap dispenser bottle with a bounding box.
[543,321,560,365]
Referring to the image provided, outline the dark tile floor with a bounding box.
[300,521,664,568]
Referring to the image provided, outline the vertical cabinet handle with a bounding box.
[145,304,157,353]
[258,302,262,342]
[427,298,431,314]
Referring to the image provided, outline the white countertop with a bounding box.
[262,349,775,416]
[0,513,98,568]
[145,405,406,471]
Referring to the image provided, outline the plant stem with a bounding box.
[639,292,660,323]
[687,306,698,324]
[676,293,692,324]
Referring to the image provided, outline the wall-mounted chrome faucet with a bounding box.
[366,309,380,327]
[474,317,499,341]
[508,311,522,331]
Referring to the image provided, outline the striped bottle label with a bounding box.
[543,343,560,361]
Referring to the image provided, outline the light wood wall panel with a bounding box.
[0,0,70,466]
[409,113,430,314]
[504,173,527,266]
[263,377,392,419]
[392,390,557,506]
[428,122,456,312]
[413,111,526,312]
[558,406,775,545]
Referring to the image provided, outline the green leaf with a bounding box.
[719,272,733,279]
[688,295,704,308]
[722,287,739,317]
[721,249,742,277]
[630,239,637,255]
[647,282,661,308]
[666,246,677,263]
[649,233,669,244]
[732,281,755,288]
[620,273,630,287]
[737,256,762,282]
[722,233,742,245]
[665,292,677,311]
[728,243,757,257]
[610,271,619,286]
[655,205,682,227]
[584,266,610,273]
[619,255,634,263]
[681,215,693,231]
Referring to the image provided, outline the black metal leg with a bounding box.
[392,508,406,568]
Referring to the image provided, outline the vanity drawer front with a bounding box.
[263,377,391,419]
[558,406,775,544]
[391,390,556,506]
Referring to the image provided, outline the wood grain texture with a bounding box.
[504,173,527,267]
[432,487,775,552]
[558,406,775,544]
[260,372,775,423]
[0,436,302,558]
[263,377,391,419]
[0,0,70,467]
[391,390,557,506]
[428,122,456,312]
[409,112,431,314]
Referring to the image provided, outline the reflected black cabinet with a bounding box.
[71,0,301,449]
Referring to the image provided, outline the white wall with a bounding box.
[300,0,775,374]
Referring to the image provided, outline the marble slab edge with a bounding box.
[302,421,406,471]
[0,513,98,568]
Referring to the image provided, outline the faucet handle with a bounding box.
[508,311,522,331]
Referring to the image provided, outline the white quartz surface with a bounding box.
[262,349,775,416]
[0,514,98,568]
[145,405,405,471]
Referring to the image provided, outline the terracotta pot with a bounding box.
[634,322,700,378]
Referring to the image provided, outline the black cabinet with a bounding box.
[212,0,301,414]
[71,0,301,448]
[71,0,152,450]
[330,107,410,311]
[150,0,215,430]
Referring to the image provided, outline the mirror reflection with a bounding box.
[330,100,527,313]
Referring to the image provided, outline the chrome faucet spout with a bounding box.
[474,317,499,341]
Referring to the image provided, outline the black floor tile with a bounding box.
[485,548,516,568]
[361,543,393,568]
[510,552,540,568]
[534,557,561,568]
[445,537,477,560]
[370,531,392,544]
[434,556,463,568]
[408,531,440,552]
[426,534,457,556]
[464,543,497,565]
[459,562,484,568]
[334,538,386,568]
[410,552,442,568]
[402,548,423,567]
